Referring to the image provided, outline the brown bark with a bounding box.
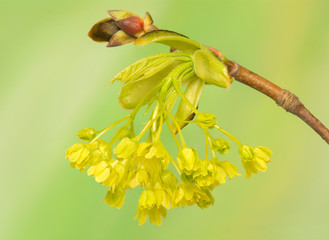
[226,61,329,144]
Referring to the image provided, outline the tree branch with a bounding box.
[226,60,329,144]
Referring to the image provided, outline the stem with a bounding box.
[167,111,187,147]
[208,136,217,158]
[168,154,181,175]
[226,60,329,144]
[134,120,153,142]
[155,114,164,143]
[204,129,209,160]
[90,115,130,143]
[165,117,182,150]
[214,125,243,147]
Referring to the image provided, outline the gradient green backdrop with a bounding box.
[1,0,329,239]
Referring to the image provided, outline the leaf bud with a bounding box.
[76,128,96,141]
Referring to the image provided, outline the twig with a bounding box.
[226,60,329,144]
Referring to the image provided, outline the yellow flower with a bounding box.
[89,140,112,166]
[239,145,272,178]
[113,137,138,159]
[104,188,125,209]
[161,170,179,191]
[135,188,171,225]
[67,27,274,226]
[177,148,201,175]
[137,142,169,169]
[218,160,241,179]
[193,160,219,187]
[212,138,230,155]
[125,142,173,189]
[172,183,214,209]
[87,161,110,183]
[65,143,91,172]
[128,168,150,188]
[87,160,127,188]
[135,205,167,226]
[196,112,217,129]
[193,158,239,188]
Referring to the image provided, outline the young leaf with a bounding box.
[193,44,232,88]
[134,30,201,53]
[164,87,178,112]
[108,52,191,85]
[118,62,180,109]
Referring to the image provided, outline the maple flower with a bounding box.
[239,145,272,178]
[66,13,273,226]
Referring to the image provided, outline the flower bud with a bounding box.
[212,138,230,154]
[239,145,272,178]
[177,148,200,175]
[116,16,144,37]
[196,112,217,129]
[239,145,254,160]
[104,188,125,209]
[193,44,232,88]
[89,10,157,48]
[76,128,96,141]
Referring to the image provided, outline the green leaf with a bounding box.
[118,62,180,109]
[163,86,178,112]
[173,76,205,133]
[193,44,232,88]
[108,52,191,85]
[134,30,201,53]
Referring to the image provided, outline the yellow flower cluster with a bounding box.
[66,30,273,226]
[66,110,272,226]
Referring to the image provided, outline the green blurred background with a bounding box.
[1,0,329,239]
